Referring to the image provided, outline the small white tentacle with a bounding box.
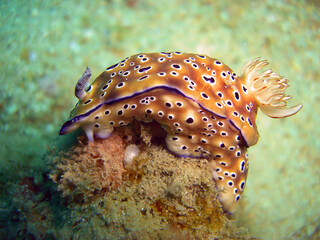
[75,66,92,100]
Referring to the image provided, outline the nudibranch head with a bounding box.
[60,52,302,213]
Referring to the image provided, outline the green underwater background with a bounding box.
[0,0,319,239]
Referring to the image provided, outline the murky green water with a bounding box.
[0,0,319,239]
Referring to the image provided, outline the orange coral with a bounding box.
[51,133,125,203]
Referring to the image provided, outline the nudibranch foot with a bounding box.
[82,124,113,142]
[212,145,249,213]
[60,52,302,213]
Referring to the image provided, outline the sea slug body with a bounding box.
[60,52,302,212]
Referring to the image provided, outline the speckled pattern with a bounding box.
[60,52,301,213]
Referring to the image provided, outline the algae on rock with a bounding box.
[51,124,250,239]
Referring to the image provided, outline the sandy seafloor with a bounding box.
[0,0,319,239]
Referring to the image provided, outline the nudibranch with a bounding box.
[60,52,302,212]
